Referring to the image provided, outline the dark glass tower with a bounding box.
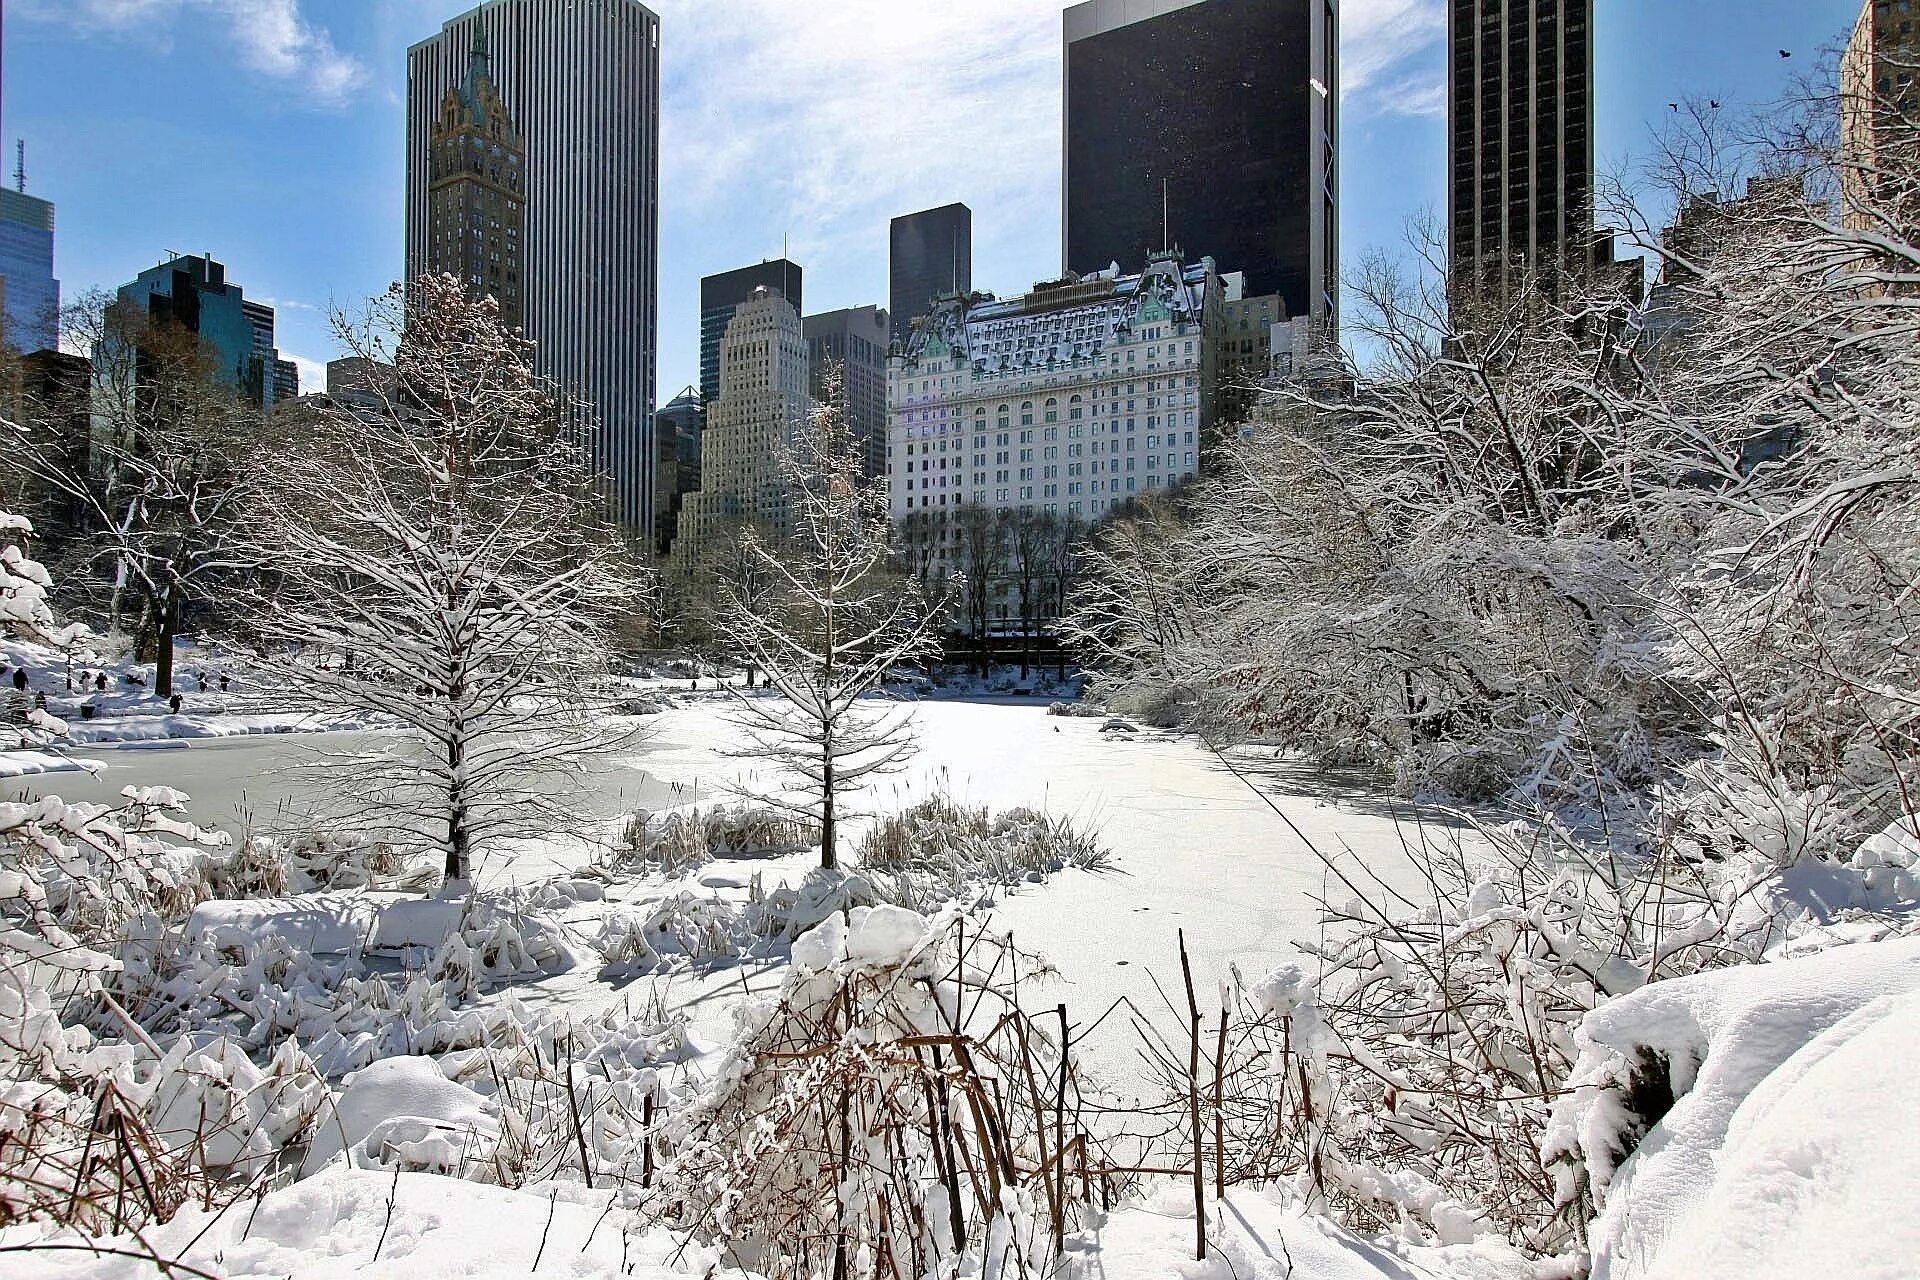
[699,259,802,406]
[1063,0,1337,326]
[888,203,971,347]
[1447,0,1594,293]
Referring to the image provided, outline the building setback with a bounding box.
[407,0,661,534]
[699,259,802,408]
[0,187,59,353]
[1447,0,1595,293]
[889,204,971,347]
[888,251,1223,530]
[1063,0,1337,328]
[671,289,811,577]
[240,299,299,409]
[424,33,526,329]
[803,306,890,480]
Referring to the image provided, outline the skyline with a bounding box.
[5,0,1859,400]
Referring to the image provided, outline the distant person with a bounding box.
[11,668,26,692]
[34,692,46,711]
[95,672,107,692]
[197,672,208,693]
[169,693,183,713]
[219,674,230,693]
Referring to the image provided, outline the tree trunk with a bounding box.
[154,584,179,697]
[820,745,837,870]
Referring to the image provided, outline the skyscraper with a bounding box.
[1447,0,1595,294]
[699,259,802,407]
[673,288,811,576]
[0,187,59,353]
[407,0,661,533]
[425,33,526,329]
[804,306,890,479]
[1062,0,1337,327]
[889,204,971,346]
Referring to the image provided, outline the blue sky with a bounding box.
[7,0,1860,401]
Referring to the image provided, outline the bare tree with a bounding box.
[714,384,945,869]
[247,276,641,889]
[952,502,1006,677]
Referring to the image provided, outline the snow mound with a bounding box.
[1549,936,1920,1279]
[302,1056,497,1176]
[0,1166,725,1279]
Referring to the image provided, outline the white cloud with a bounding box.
[286,353,328,395]
[16,0,366,104]
[1343,0,1448,117]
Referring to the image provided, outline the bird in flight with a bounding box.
[1779,49,1793,58]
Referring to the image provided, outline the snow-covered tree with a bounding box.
[248,276,641,889]
[714,381,945,868]
[4,291,267,694]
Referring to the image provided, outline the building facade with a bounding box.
[803,305,890,479]
[653,387,703,555]
[0,187,58,353]
[1219,287,1312,426]
[119,255,271,408]
[699,259,802,407]
[1063,0,1337,328]
[240,299,299,408]
[889,203,971,346]
[887,252,1223,530]
[424,33,526,329]
[1447,0,1595,295]
[671,289,811,576]
[407,0,661,534]
[1841,0,1920,223]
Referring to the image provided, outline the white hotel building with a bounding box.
[886,251,1224,526]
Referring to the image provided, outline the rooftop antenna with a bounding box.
[1162,177,1170,254]
[13,141,23,194]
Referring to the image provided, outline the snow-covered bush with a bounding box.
[857,795,1111,887]
[603,803,822,878]
[652,907,1114,1278]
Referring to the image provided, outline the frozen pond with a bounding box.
[8,699,1456,1083]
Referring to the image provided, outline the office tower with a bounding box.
[0,186,59,353]
[327,357,397,402]
[120,255,271,408]
[888,250,1224,530]
[407,0,661,533]
[673,288,810,575]
[424,33,526,328]
[1842,0,1920,223]
[240,299,299,408]
[803,305,890,478]
[1447,0,1595,294]
[699,259,802,406]
[1063,0,1337,327]
[889,203,971,346]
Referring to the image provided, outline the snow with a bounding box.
[1066,1183,1539,1280]
[1554,937,1920,1280]
[301,1056,496,1176]
[0,1166,730,1279]
[187,892,383,955]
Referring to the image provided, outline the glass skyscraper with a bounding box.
[0,188,59,353]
